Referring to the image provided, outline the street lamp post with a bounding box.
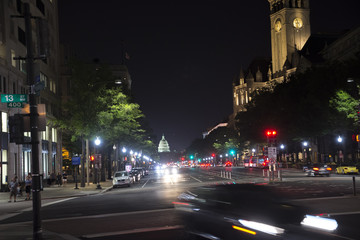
[94,137,102,189]
[122,147,127,171]
[109,144,116,179]
[280,144,285,167]
[337,136,343,164]
[303,141,309,164]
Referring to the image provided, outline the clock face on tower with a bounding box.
[275,20,282,32]
[293,18,303,29]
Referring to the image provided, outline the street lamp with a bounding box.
[303,141,309,164]
[94,137,102,189]
[280,144,285,167]
[337,136,344,163]
[110,144,116,179]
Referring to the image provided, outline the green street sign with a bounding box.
[7,102,24,108]
[1,94,28,103]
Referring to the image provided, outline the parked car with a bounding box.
[305,164,332,177]
[336,165,359,174]
[112,171,131,188]
[174,183,338,239]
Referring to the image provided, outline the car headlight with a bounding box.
[172,168,178,174]
[237,219,284,236]
[301,215,338,231]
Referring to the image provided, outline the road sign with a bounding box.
[72,156,81,165]
[1,94,28,103]
[7,102,24,108]
[268,147,277,161]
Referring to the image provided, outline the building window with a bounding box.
[42,126,49,141]
[50,78,56,93]
[2,150,8,184]
[20,59,26,73]
[3,76,7,93]
[2,112,8,132]
[40,72,48,88]
[11,50,16,67]
[16,0,22,13]
[52,128,57,142]
[18,27,26,46]
[36,0,45,15]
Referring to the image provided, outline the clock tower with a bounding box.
[268,0,311,75]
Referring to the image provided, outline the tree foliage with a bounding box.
[235,58,360,153]
[53,59,156,157]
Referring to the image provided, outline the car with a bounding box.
[112,171,131,188]
[164,166,178,175]
[130,169,141,182]
[173,183,338,240]
[336,166,359,174]
[224,161,232,167]
[133,167,145,177]
[306,164,332,177]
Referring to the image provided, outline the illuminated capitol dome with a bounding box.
[158,134,170,153]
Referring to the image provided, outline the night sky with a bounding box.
[58,1,360,151]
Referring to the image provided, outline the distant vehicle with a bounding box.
[133,167,146,177]
[224,161,232,167]
[130,169,141,181]
[306,164,331,177]
[244,156,268,168]
[164,166,178,175]
[336,166,359,174]
[174,183,338,239]
[112,171,131,188]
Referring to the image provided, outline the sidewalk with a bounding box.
[0,179,113,204]
[0,180,114,239]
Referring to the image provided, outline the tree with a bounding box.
[235,57,360,162]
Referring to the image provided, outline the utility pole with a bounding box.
[24,3,42,238]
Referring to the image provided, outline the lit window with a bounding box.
[1,112,8,132]
[52,128,57,142]
[11,50,16,67]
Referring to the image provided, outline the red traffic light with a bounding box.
[90,155,95,161]
[266,130,277,137]
[211,153,215,157]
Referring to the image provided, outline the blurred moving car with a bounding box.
[174,184,338,239]
[164,166,178,175]
[306,164,331,177]
[112,171,131,188]
[336,165,359,174]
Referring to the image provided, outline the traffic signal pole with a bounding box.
[24,3,42,239]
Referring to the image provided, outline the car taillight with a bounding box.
[172,201,190,206]
[313,167,319,171]
[326,167,332,171]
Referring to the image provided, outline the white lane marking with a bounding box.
[0,197,77,222]
[0,208,175,227]
[141,179,150,188]
[190,176,202,183]
[82,225,183,238]
[42,208,174,223]
[0,213,22,222]
[42,197,78,207]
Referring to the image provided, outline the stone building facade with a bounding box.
[0,0,61,190]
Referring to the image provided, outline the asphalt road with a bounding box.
[1,167,360,239]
